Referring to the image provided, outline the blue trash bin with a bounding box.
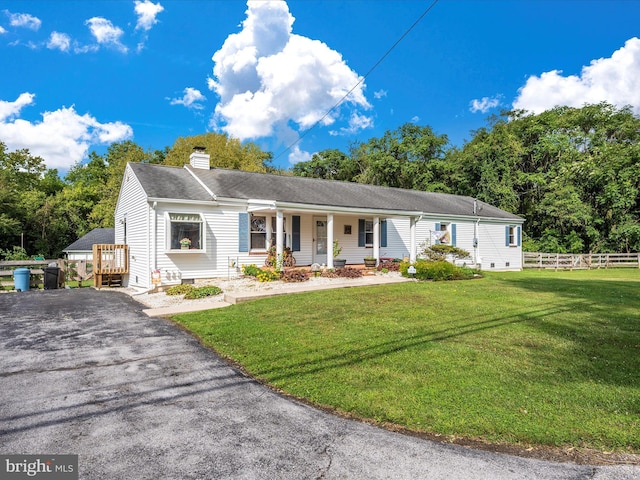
[13,267,30,292]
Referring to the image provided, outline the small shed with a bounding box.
[63,228,115,261]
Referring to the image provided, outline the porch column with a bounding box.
[410,216,417,263]
[373,216,380,265]
[327,213,334,269]
[276,210,284,260]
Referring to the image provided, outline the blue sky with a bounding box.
[1,1,639,174]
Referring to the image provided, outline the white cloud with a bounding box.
[8,12,41,31]
[0,26,6,34]
[85,17,127,53]
[513,37,640,115]
[330,111,374,136]
[47,32,71,52]
[168,87,206,110]
[135,0,164,31]
[0,93,133,170]
[470,96,501,114]
[0,92,35,121]
[209,0,371,142]
[288,145,312,165]
[374,89,387,99]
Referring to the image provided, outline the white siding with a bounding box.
[477,223,522,271]
[387,217,522,271]
[114,164,151,288]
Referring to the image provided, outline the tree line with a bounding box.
[1,102,639,259]
[293,103,640,254]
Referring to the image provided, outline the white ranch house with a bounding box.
[114,150,524,290]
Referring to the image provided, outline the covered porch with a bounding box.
[245,204,422,269]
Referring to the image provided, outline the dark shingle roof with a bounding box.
[130,163,522,221]
[63,228,115,252]
[129,163,212,201]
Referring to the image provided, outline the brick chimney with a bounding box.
[189,146,210,169]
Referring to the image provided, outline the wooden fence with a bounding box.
[0,259,93,289]
[523,252,640,270]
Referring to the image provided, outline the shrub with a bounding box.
[335,267,363,278]
[242,264,281,282]
[166,284,194,296]
[256,269,281,282]
[0,246,30,261]
[421,244,471,262]
[377,260,400,272]
[400,260,475,281]
[242,264,262,277]
[184,285,223,299]
[320,269,339,278]
[281,269,310,283]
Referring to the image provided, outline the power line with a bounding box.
[273,0,440,162]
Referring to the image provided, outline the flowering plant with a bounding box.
[180,237,191,246]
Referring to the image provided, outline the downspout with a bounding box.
[474,218,481,269]
[151,201,157,290]
[327,214,334,269]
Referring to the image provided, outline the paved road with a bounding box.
[1,289,638,480]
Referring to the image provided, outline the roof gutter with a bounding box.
[146,197,216,206]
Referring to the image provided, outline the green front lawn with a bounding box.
[172,269,640,453]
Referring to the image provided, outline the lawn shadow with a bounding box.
[493,274,640,388]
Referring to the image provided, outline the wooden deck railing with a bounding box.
[93,244,128,288]
[523,252,640,270]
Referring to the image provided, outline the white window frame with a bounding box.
[364,219,374,246]
[166,212,205,252]
[250,214,268,252]
[508,225,517,246]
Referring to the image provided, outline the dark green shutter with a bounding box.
[505,226,510,246]
[292,215,301,252]
[358,219,365,247]
[517,226,521,247]
[451,223,457,246]
[239,213,249,252]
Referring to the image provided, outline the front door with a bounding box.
[313,216,327,265]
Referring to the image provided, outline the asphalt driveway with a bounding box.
[1,288,638,480]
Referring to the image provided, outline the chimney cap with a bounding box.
[193,145,206,153]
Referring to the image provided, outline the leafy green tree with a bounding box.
[291,149,358,181]
[164,133,272,172]
[0,143,48,253]
[89,141,148,227]
[449,103,640,253]
[350,123,449,190]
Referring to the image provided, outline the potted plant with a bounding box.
[364,255,377,268]
[333,240,346,268]
[180,237,192,250]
